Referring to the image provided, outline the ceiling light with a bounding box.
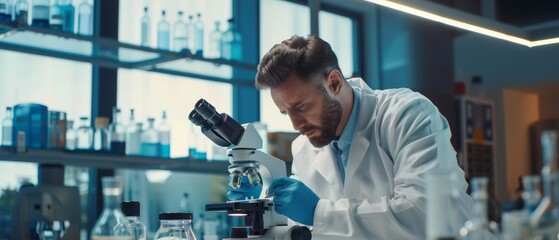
[364,0,559,47]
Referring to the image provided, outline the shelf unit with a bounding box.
[0,147,230,174]
[0,21,257,86]
[0,21,252,174]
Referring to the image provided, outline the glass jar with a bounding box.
[154,212,197,240]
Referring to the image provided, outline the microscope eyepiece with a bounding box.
[194,99,224,126]
[188,110,211,129]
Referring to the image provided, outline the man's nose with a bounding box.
[288,113,305,131]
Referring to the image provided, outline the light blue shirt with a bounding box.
[331,87,359,183]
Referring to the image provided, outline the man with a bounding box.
[229,35,473,239]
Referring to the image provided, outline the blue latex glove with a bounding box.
[268,177,320,226]
[226,176,263,201]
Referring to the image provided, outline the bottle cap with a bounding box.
[121,201,140,217]
[159,212,193,220]
[95,116,109,128]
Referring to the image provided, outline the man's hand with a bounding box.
[268,177,320,226]
[226,176,263,200]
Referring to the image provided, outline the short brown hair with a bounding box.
[255,35,342,89]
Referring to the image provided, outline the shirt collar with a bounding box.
[333,87,359,150]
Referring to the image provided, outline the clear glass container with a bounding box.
[140,6,150,47]
[1,106,13,146]
[77,0,92,35]
[76,116,93,150]
[125,109,142,155]
[65,120,76,150]
[15,0,29,25]
[158,111,171,158]
[94,116,110,151]
[205,21,221,59]
[157,10,170,50]
[187,124,198,158]
[91,176,134,239]
[173,11,188,52]
[459,176,498,240]
[109,107,126,154]
[120,201,146,240]
[221,18,242,61]
[32,0,50,28]
[186,15,195,54]
[154,212,197,240]
[59,0,74,33]
[140,117,159,157]
[49,0,63,30]
[530,130,559,228]
[522,175,542,215]
[192,13,204,56]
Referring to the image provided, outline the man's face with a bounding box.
[270,73,342,148]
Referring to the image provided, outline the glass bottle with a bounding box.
[65,120,76,150]
[125,109,142,155]
[140,6,150,47]
[180,192,192,213]
[76,116,93,150]
[140,117,159,157]
[120,201,146,240]
[186,15,195,54]
[109,107,126,154]
[77,0,92,35]
[205,21,221,59]
[157,10,170,50]
[522,175,542,215]
[173,11,188,52]
[15,0,28,26]
[1,106,13,146]
[154,212,197,240]
[459,176,498,240]
[94,116,109,151]
[49,0,63,30]
[158,111,171,158]
[91,176,134,239]
[59,0,74,33]
[221,18,242,61]
[192,13,204,56]
[529,130,559,228]
[31,0,50,28]
[0,0,11,22]
[187,124,197,158]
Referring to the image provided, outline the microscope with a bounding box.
[189,99,311,240]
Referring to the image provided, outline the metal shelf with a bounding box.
[0,22,256,86]
[0,147,229,174]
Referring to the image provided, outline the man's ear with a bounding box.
[327,70,343,95]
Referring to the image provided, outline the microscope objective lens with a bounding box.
[246,168,261,186]
[230,171,243,189]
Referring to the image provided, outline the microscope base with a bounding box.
[224,225,311,240]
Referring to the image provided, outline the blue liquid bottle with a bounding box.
[59,0,74,33]
[221,18,242,61]
[0,0,12,22]
[157,10,170,50]
[77,0,92,35]
[141,117,159,157]
[32,0,50,28]
[158,111,170,158]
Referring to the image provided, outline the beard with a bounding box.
[300,88,342,148]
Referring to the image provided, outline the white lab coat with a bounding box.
[290,78,473,239]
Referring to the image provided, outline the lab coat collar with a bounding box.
[344,78,376,181]
[309,78,375,189]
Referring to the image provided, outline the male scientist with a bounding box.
[228,35,473,239]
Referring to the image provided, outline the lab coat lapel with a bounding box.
[344,79,376,184]
[312,146,343,193]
